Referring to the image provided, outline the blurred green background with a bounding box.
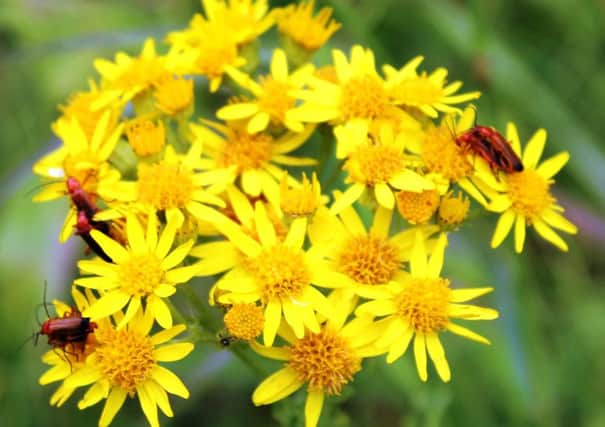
[1,0,604,426]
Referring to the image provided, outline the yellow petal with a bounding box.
[425,334,451,382]
[149,296,173,329]
[99,388,127,427]
[151,324,186,345]
[409,231,428,277]
[126,213,146,254]
[145,380,173,417]
[533,219,569,252]
[64,366,102,389]
[90,230,129,264]
[450,287,494,303]
[284,217,307,249]
[154,342,194,362]
[427,233,447,278]
[329,183,364,215]
[536,151,569,179]
[523,128,547,169]
[386,326,414,363]
[305,390,325,427]
[370,205,393,238]
[413,333,428,381]
[447,322,490,344]
[252,368,303,406]
[254,202,277,247]
[151,365,190,398]
[217,102,259,120]
[514,214,526,253]
[374,183,395,209]
[83,290,130,320]
[78,381,109,409]
[263,300,282,347]
[137,383,160,427]
[491,210,515,248]
[161,239,194,270]
[247,112,271,134]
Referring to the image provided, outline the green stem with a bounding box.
[179,284,220,331]
[230,344,269,377]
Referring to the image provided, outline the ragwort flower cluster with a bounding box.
[32,1,577,427]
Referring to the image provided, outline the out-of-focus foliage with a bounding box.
[1,1,603,426]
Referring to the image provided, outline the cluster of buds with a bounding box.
[32,1,577,427]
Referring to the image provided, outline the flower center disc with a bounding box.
[137,162,194,210]
[95,328,155,394]
[119,253,165,297]
[337,235,400,285]
[220,132,273,172]
[340,76,388,121]
[289,328,361,395]
[422,125,472,181]
[344,144,404,185]
[506,170,553,223]
[257,77,295,124]
[396,278,451,333]
[245,245,310,301]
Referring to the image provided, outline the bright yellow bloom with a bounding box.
[56,79,121,141]
[309,203,437,296]
[217,49,314,133]
[167,18,246,92]
[124,118,166,157]
[75,212,199,328]
[395,189,441,225]
[331,121,434,213]
[357,232,499,382]
[191,119,316,209]
[280,172,324,218]
[276,0,341,52]
[202,0,275,46]
[33,111,123,242]
[286,45,413,127]
[71,309,190,427]
[384,56,480,118]
[485,123,578,252]
[94,38,194,105]
[98,142,231,227]
[251,290,380,427]
[196,202,349,346]
[224,303,265,341]
[413,106,492,206]
[153,75,194,116]
[438,191,470,227]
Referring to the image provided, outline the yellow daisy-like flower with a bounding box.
[280,172,324,218]
[201,0,275,46]
[356,232,499,382]
[58,306,192,427]
[276,0,341,52]
[196,202,349,346]
[55,79,121,141]
[153,75,194,117]
[331,121,434,213]
[98,141,231,227]
[309,203,437,296]
[251,290,380,427]
[190,119,316,209]
[75,212,199,329]
[33,111,123,242]
[124,118,166,158]
[286,45,412,127]
[94,38,194,106]
[484,123,578,252]
[384,56,480,118]
[217,48,314,133]
[413,106,491,206]
[167,18,246,92]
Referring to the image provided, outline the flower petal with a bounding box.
[491,210,515,248]
[153,342,194,362]
[99,387,127,427]
[425,334,451,382]
[305,390,325,427]
[151,365,190,398]
[413,333,428,382]
[252,367,303,406]
[137,383,160,427]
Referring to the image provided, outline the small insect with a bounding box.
[31,283,98,359]
[66,176,99,219]
[456,125,524,173]
[37,306,97,353]
[75,211,113,262]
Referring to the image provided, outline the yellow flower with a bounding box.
[331,121,434,213]
[217,48,314,133]
[250,290,380,427]
[98,142,231,227]
[190,119,316,209]
[395,189,441,224]
[384,56,480,118]
[56,79,121,141]
[413,106,492,206]
[153,75,194,117]
[196,202,349,346]
[438,191,470,228]
[309,203,437,296]
[276,0,341,52]
[356,232,499,382]
[201,0,275,46]
[75,212,199,328]
[280,172,324,218]
[286,45,413,127]
[32,111,123,242]
[94,38,194,105]
[167,18,246,92]
[484,123,578,252]
[224,303,265,341]
[124,118,166,157]
[62,306,192,427]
